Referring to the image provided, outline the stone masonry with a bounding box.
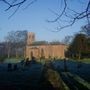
[25,32,67,59]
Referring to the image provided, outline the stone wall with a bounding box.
[25,32,67,60]
[25,44,66,60]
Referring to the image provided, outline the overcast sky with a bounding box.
[0,0,87,42]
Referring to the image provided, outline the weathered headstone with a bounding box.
[8,63,12,71]
[13,64,18,71]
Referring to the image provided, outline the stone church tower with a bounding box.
[27,32,35,45]
[25,32,67,60]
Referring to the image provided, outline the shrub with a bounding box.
[0,56,6,62]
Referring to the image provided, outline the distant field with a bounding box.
[4,58,23,63]
[79,59,90,64]
[66,58,90,64]
[3,58,90,64]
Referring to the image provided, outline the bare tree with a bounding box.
[81,24,90,37]
[5,30,27,58]
[47,0,90,31]
[62,35,73,45]
[5,31,15,58]
[1,0,90,30]
[0,0,37,18]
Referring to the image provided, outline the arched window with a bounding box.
[41,48,45,59]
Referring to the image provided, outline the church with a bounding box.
[25,32,67,59]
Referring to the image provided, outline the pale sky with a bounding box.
[0,0,87,42]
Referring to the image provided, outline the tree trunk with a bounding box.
[15,48,18,58]
[7,47,10,58]
[78,52,81,60]
[23,46,26,58]
[64,58,68,72]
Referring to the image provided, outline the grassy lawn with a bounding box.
[4,58,23,63]
[67,58,90,64]
[79,59,90,64]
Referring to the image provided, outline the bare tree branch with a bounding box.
[0,0,90,31]
[5,0,27,11]
[8,4,21,19]
[47,0,90,31]
[86,0,90,23]
[24,0,37,9]
[1,0,37,18]
[2,0,11,6]
[47,0,67,23]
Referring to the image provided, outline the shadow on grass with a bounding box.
[0,60,66,90]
